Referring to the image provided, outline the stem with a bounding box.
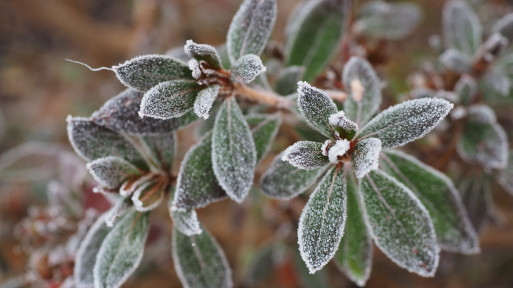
[325,90,348,102]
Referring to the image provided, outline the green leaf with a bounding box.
[457,105,508,169]
[361,170,439,277]
[243,244,280,286]
[297,81,338,138]
[482,68,511,97]
[194,85,220,120]
[227,0,277,63]
[275,66,305,96]
[442,0,482,55]
[439,49,472,73]
[498,150,513,196]
[212,98,257,203]
[358,98,453,148]
[140,132,176,172]
[139,80,203,120]
[282,141,329,170]
[75,213,111,288]
[231,54,266,83]
[380,150,479,254]
[173,132,226,211]
[86,156,140,189]
[260,152,326,199]
[460,173,494,232]
[105,197,133,227]
[492,13,513,41]
[169,187,202,236]
[67,117,148,169]
[298,166,346,273]
[94,210,150,288]
[334,173,372,287]
[131,178,165,212]
[114,55,193,91]
[343,57,382,126]
[351,137,381,179]
[294,250,330,288]
[184,40,222,70]
[285,0,346,82]
[245,114,281,162]
[454,75,477,105]
[172,227,233,288]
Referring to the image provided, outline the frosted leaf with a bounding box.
[460,174,495,232]
[282,141,330,170]
[334,173,372,287]
[131,178,165,212]
[450,106,467,121]
[327,139,351,164]
[498,150,513,196]
[285,0,346,82]
[443,0,482,55]
[227,0,277,63]
[91,89,198,135]
[260,152,326,200]
[169,187,202,236]
[94,210,150,288]
[212,98,257,203]
[298,166,346,274]
[173,133,226,211]
[139,79,203,120]
[454,75,477,105]
[245,114,281,162]
[119,173,154,197]
[105,198,132,227]
[479,33,508,60]
[172,227,233,288]
[66,116,147,169]
[188,59,202,79]
[114,55,193,92]
[457,106,508,169]
[482,68,511,96]
[140,132,176,171]
[184,40,222,69]
[354,1,422,40]
[351,138,381,179]
[86,156,140,189]
[360,170,440,277]
[297,81,338,138]
[329,111,358,140]
[194,85,220,119]
[358,98,453,148]
[380,150,479,254]
[275,66,305,96]
[439,49,471,73]
[75,213,110,287]
[493,13,513,41]
[231,54,266,83]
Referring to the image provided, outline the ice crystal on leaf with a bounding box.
[184,40,222,69]
[282,141,330,170]
[352,138,381,179]
[86,156,140,189]
[168,188,202,236]
[327,139,351,164]
[297,81,338,138]
[194,85,220,119]
[231,54,266,83]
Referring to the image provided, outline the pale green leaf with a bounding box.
[169,187,202,236]
[86,156,140,189]
[351,137,381,179]
[443,0,482,55]
[245,114,281,162]
[184,40,222,69]
[297,81,338,138]
[282,141,329,170]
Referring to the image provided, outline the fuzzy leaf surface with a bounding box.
[172,227,233,288]
[169,187,202,236]
[352,138,381,179]
[361,170,439,277]
[184,40,222,69]
[141,132,176,172]
[231,54,266,83]
[358,98,453,148]
[443,0,482,55]
[282,141,329,170]
[212,98,256,203]
[297,82,338,138]
[194,85,220,120]
[245,114,281,162]
[87,156,140,189]
[298,166,346,274]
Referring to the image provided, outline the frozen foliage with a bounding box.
[188,59,202,79]
[114,55,193,92]
[169,189,202,236]
[66,117,147,169]
[282,141,330,170]
[131,179,165,212]
[172,227,233,288]
[173,133,226,211]
[467,105,496,124]
[328,139,350,164]
[194,85,220,119]
[184,40,222,69]
[94,210,150,288]
[286,0,346,82]
[212,98,256,203]
[354,1,421,40]
[91,89,197,135]
[329,111,358,140]
[275,66,305,95]
[334,174,372,287]
[227,0,277,63]
[260,152,326,200]
[492,13,513,41]
[361,170,440,277]
[105,198,132,227]
[352,138,381,179]
[443,0,482,55]
[87,156,140,189]
[498,151,513,196]
[483,68,511,96]
[297,81,338,138]
[231,54,266,83]
[454,75,477,105]
[141,132,176,171]
[139,80,202,119]
[298,167,346,274]
[380,150,479,254]
[358,98,453,148]
[480,33,508,60]
[343,57,382,126]
[245,114,281,162]
[75,214,111,288]
[439,49,471,73]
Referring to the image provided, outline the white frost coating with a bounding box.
[439,49,471,72]
[188,59,202,79]
[86,156,140,189]
[282,141,330,170]
[105,199,131,227]
[328,139,351,164]
[120,173,154,197]
[297,81,338,138]
[170,207,202,236]
[194,85,220,119]
[352,138,381,179]
[131,180,164,212]
[443,0,482,55]
[231,54,267,83]
[492,13,513,40]
[321,140,334,157]
[328,111,359,136]
[483,69,511,96]
[184,40,222,69]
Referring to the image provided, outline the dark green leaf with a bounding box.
[140,132,176,172]
[282,141,329,170]
[442,0,482,55]
[439,49,472,73]
[194,85,220,119]
[169,187,202,236]
[454,75,477,105]
[297,81,338,138]
[275,66,305,96]
[245,114,281,162]
[184,40,222,69]
[351,137,381,179]
[231,54,266,83]
[460,172,494,232]
[86,156,140,189]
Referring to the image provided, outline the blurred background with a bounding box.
[1,0,513,287]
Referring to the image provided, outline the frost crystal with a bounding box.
[169,192,202,236]
[321,140,334,157]
[297,81,338,138]
[131,180,164,212]
[194,85,220,119]
[86,156,140,189]
[184,40,222,69]
[282,141,330,170]
[352,138,381,179]
[328,139,351,164]
[231,54,266,83]
[188,59,202,79]
[328,110,358,139]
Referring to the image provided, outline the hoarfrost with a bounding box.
[443,0,482,55]
[328,110,358,139]
[86,156,140,189]
[169,190,202,236]
[231,54,266,83]
[188,59,202,79]
[352,138,381,179]
[184,40,222,69]
[131,179,164,212]
[328,139,351,164]
[194,85,220,119]
[282,141,330,170]
[297,81,338,138]
[245,114,281,162]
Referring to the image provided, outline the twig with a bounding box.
[234,83,294,108]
